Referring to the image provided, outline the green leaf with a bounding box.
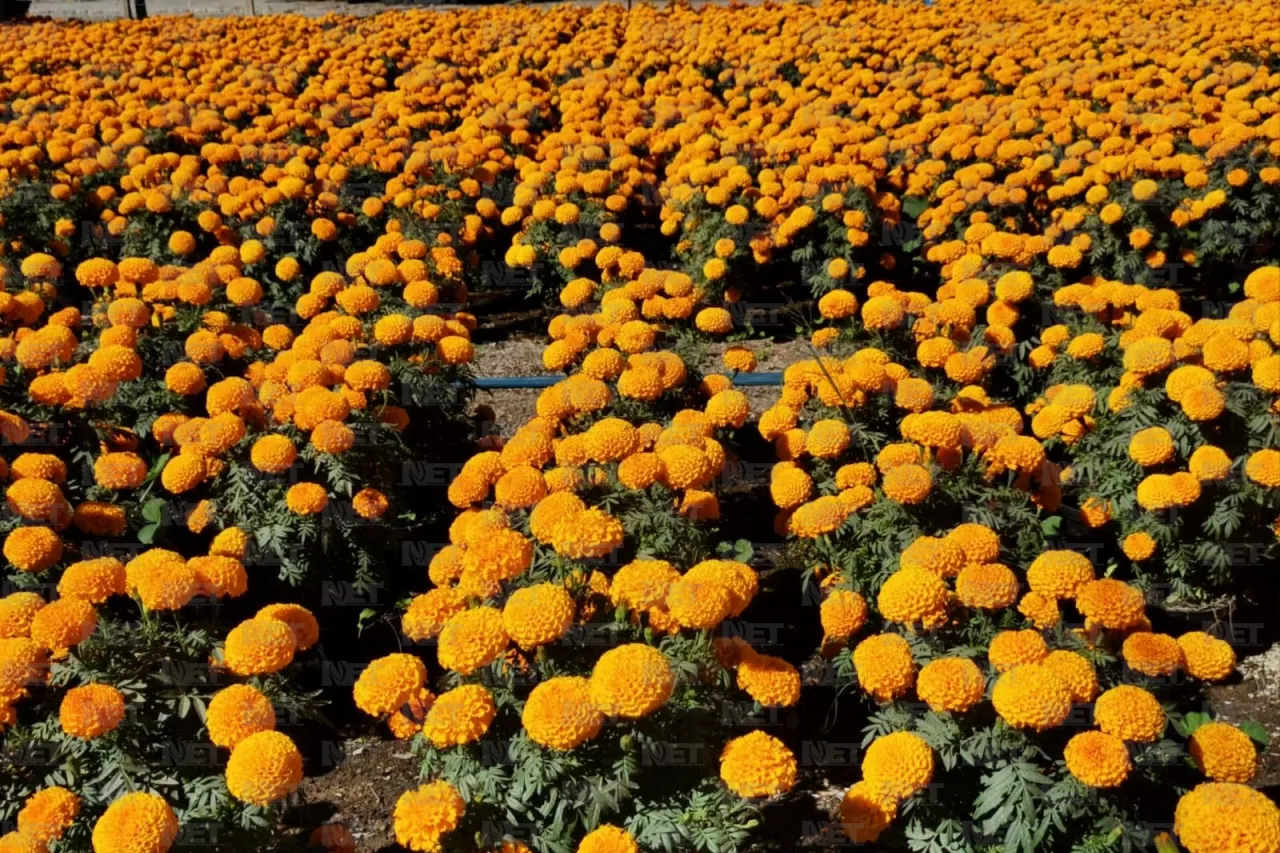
[1040,516,1062,537]
[356,608,379,635]
[144,452,171,483]
[137,521,161,544]
[1175,711,1212,736]
[141,497,165,523]
[1239,720,1270,746]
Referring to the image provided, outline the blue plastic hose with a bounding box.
[473,372,783,390]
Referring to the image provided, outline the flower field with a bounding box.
[1,0,1279,851]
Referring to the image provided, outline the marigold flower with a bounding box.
[838,780,898,844]
[285,482,329,515]
[91,792,178,853]
[992,664,1071,731]
[988,629,1048,672]
[402,588,467,642]
[1094,684,1164,742]
[30,597,97,656]
[257,603,319,651]
[1121,632,1183,676]
[1026,550,1094,600]
[551,508,624,559]
[737,651,801,708]
[503,584,574,648]
[1128,426,1175,466]
[423,683,496,748]
[521,676,602,751]
[226,730,302,805]
[354,653,427,718]
[577,825,638,853]
[3,525,63,573]
[1063,731,1130,788]
[916,657,985,713]
[589,643,673,718]
[207,684,276,749]
[60,683,125,739]
[189,555,248,598]
[956,562,1019,609]
[852,633,915,703]
[1040,649,1099,703]
[1075,579,1145,630]
[1174,783,1280,853]
[1177,632,1236,681]
[878,568,949,627]
[223,618,296,676]
[881,463,932,504]
[250,434,297,473]
[437,607,508,674]
[1188,722,1257,783]
[610,560,680,611]
[720,730,797,798]
[820,589,868,641]
[393,781,465,853]
[17,786,81,842]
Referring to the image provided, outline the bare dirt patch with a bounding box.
[295,737,422,852]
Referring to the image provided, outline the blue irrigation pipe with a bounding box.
[473,372,784,390]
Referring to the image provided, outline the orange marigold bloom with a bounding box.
[30,597,97,656]
[916,657,985,713]
[1026,550,1094,600]
[1040,649,1099,703]
[207,683,276,749]
[285,482,329,515]
[852,633,915,703]
[502,583,574,648]
[877,568,949,627]
[882,463,932,504]
[1121,632,1183,676]
[992,664,1071,731]
[3,526,63,573]
[1174,783,1280,853]
[820,589,869,641]
[610,560,680,611]
[60,683,125,739]
[250,434,297,473]
[1075,579,1146,630]
[352,488,389,519]
[423,684,496,748]
[393,781,465,853]
[578,825,639,853]
[402,588,467,642]
[589,643,673,718]
[17,786,81,842]
[1095,685,1165,742]
[1189,722,1257,783]
[91,792,178,853]
[521,676,602,751]
[223,617,296,676]
[354,653,427,718]
[720,730,797,798]
[1177,632,1236,681]
[737,651,801,708]
[838,780,898,844]
[862,731,934,799]
[1063,731,1131,788]
[988,629,1048,672]
[226,730,302,805]
[551,508,624,559]
[437,607,508,675]
[257,603,319,651]
[956,562,1019,609]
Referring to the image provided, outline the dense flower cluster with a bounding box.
[1,1,1278,851]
